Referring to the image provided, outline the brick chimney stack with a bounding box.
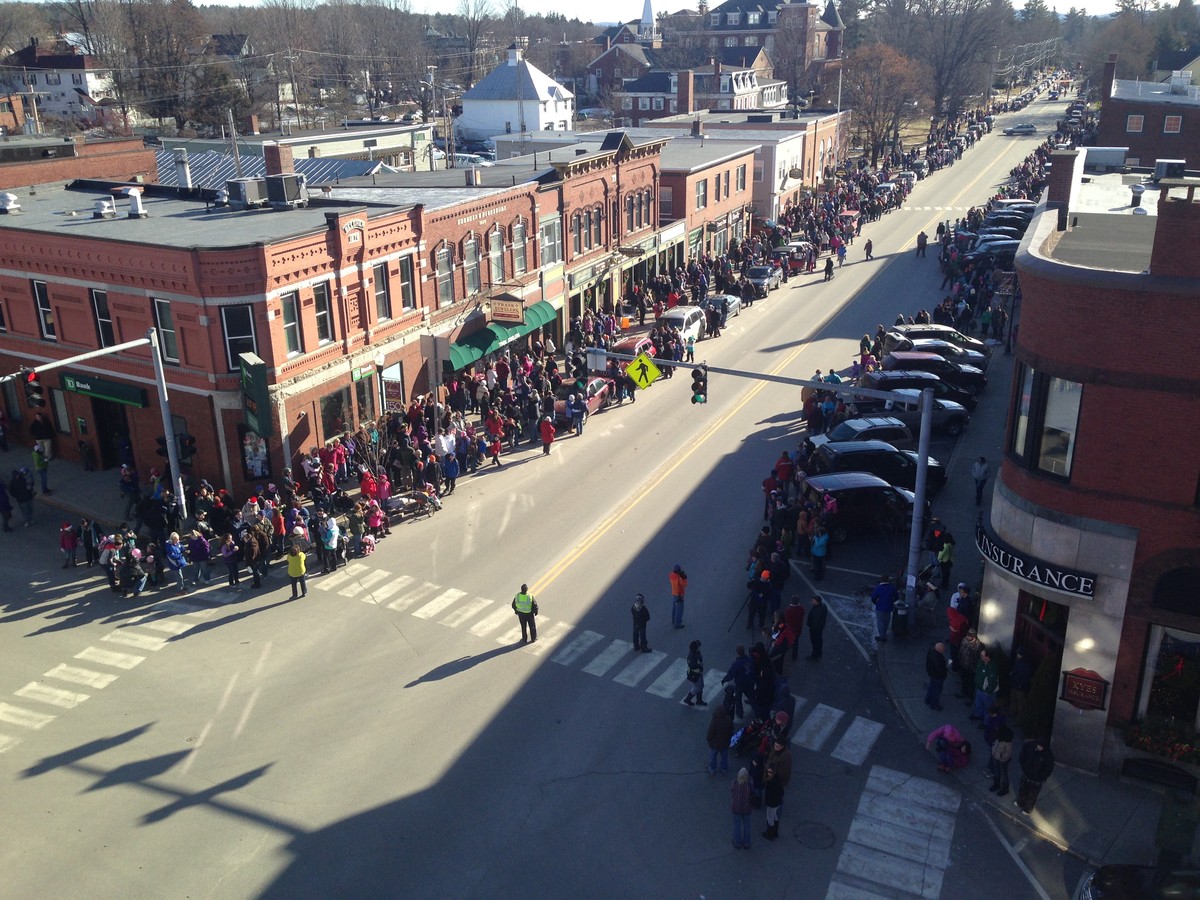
[263,141,295,176]
[1102,53,1118,100]
[678,69,694,115]
[1149,186,1200,278]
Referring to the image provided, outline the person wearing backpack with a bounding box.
[683,641,708,707]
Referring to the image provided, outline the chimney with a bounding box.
[243,114,260,135]
[1149,187,1200,278]
[264,141,295,176]
[173,147,193,190]
[126,186,148,219]
[1102,53,1118,99]
[678,69,694,115]
[691,118,704,137]
[1044,149,1077,206]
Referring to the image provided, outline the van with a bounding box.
[658,305,706,342]
[799,472,923,543]
[453,153,494,168]
[882,351,987,394]
[808,440,947,496]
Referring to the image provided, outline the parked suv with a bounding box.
[799,473,924,544]
[856,369,978,411]
[804,416,914,454]
[886,324,990,357]
[856,388,971,436]
[807,440,947,496]
[882,351,987,394]
[898,338,987,369]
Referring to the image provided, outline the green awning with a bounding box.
[445,301,559,373]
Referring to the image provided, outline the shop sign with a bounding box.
[1060,668,1109,711]
[491,298,525,324]
[976,523,1096,598]
[350,366,373,382]
[61,371,148,408]
[382,379,406,413]
[239,352,273,437]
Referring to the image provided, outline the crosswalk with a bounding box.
[0,564,888,771]
[827,765,961,900]
[342,565,887,765]
[902,206,972,212]
[0,589,242,756]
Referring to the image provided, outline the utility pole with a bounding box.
[227,108,244,178]
[22,67,41,135]
[285,50,302,130]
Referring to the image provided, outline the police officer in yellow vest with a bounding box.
[512,583,538,643]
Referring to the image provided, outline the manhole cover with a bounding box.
[789,821,837,849]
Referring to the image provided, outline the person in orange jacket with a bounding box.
[670,563,688,628]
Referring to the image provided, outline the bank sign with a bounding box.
[975,524,1096,598]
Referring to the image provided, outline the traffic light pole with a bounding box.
[1,330,187,519]
[147,329,187,520]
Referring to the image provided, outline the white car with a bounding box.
[657,305,707,343]
[453,153,494,168]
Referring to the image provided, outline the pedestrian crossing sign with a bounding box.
[628,353,661,390]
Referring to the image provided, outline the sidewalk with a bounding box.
[874,343,1163,869]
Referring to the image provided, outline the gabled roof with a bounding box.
[623,72,675,93]
[599,131,635,154]
[714,46,771,69]
[206,34,249,58]
[595,22,641,43]
[1155,46,1200,74]
[465,52,575,103]
[154,149,381,190]
[590,43,660,69]
[5,38,98,71]
[820,0,845,29]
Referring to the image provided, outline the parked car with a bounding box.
[971,238,1022,258]
[700,293,742,319]
[804,416,915,455]
[973,226,1023,241]
[882,351,988,394]
[856,369,978,411]
[856,388,971,436]
[799,473,924,544]
[807,440,947,496]
[887,324,990,357]
[553,376,613,426]
[747,265,782,297]
[1077,863,1200,899]
[904,338,988,369]
[453,152,494,168]
[964,245,1018,269]
[658,305,706,343]
[610,336,657,371]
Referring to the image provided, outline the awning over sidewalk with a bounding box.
[445,300,557,372]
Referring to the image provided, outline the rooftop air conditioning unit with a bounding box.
[265,173,308,210]
[226,177,269,210]
[1154,159,1186,181]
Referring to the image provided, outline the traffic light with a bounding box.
[21,368,44,408]
[155,436,171,458]
[690,365,708,405]
[177,434,197,465]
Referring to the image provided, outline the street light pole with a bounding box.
[147,328,188,520]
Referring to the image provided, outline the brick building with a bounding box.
[1095,54,1200,169]
[979,146,1200,774]
[657,136,759,260]
[0,136,157,191]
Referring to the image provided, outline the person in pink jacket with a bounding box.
[926,724,971,773]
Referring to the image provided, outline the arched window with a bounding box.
[435,245,453,307]
[626,195,635,233]
[572,212,583,255]
[592,207,603,246]
[512,220,527,274]
[489,228,505,284]
[463,235,481,294]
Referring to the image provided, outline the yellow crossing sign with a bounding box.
[627,352,662,390]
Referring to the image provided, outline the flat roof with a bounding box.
[656,137,761,171]
[1111,78,1200,107]
[1047,169,1192,271]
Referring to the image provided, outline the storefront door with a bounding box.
[1013,591,1068,738]
[91,398,129,470]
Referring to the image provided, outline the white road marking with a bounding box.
[232,688,261,740]
[703,670,728,703]
[412,589,468,620]
[386,581,441,613]
[440,597,493,629]
[645,659,689,698]
[153,601,217,619]
[792,703,845,752]
[551,630,605,666]
[979,801,1054,900]
[0,734,21,753]
[14,683,89,709]
[366,575,415,604]
[44,664,117,689]
[0,702,55,730]
[523,621,572,656]
[830,717,885,766]
[129,618,193,635]
[253,641,272,678]
[582,640,634,677]
[496,626,525,644]
[180,720,212,775]
[338,568,392,598]
[469,607,515,637]
[101,630,167,652]
[612,650,666,687]
[76,646,145,670]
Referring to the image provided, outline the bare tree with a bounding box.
[456,0,495,86]
[909,0,1005,120]
[842,43,929,164]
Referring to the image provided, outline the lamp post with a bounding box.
[375,351,387,415]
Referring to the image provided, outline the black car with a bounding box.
[882,351,987,394]
[799,472,925,543]
[804,416,915,454]
[807,440,947,496]
[1078,863,1200,899]
[965,246,1018,270]
[857,369,979,411]
[887,324,990,357]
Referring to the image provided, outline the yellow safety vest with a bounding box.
[513,592,534,614]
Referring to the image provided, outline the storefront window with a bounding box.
[1011,363,1032,462]
[1140,626,1200,731]
[1008,364,1082,479]
[320,386,351,438]
[355,376,375,425]
[240,424,270,480]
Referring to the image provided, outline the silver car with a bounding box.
[747,265,782,297]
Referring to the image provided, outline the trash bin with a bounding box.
[891,601,910,638]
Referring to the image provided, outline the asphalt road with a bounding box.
[0,96,1076,900]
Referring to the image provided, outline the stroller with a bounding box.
[731,717,770,757]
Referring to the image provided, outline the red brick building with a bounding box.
[1095,54,1200,169]
[979,147,1200,774]
[657,135,758,260]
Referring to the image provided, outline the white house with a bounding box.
[456,42,574,143]
[1,37,124,127]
